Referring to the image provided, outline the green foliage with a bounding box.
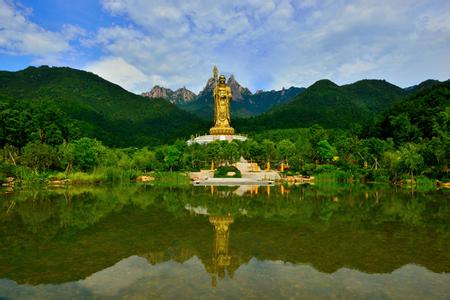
[20,142,60,171]
[245,140,265,161]
[131,147,155,171]
[69,138,106,171]
[0,66,208,147]
[152,171,190,186]
[315,170,354,183]
[0,67,447,185]
[316,140,335,163]
[165,145,182,171]
[398,143,424,179]
[366,81,449,142]
[277,139,296,160]
[0,100,76,148]
[236,79,406,132]
[364,81,449,179]
[214,165,242,178]
[223,141,240,163]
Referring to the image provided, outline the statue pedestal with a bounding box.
[209,127,235,135]
[187,134,247,145]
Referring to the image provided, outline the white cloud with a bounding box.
[420,10,450,33]
[89,0,450,92]
[86,56,151,93]
[338,60,376,78]
[296,0,317,9]
[0,0,70,57]
[61,24,86,40]
[269,0,450,88]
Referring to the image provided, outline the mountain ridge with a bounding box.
[235,78,409,132]
[142,75,305,119]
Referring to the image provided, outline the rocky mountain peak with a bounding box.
[196,75,252,103]
[142,85,196,104]
[227,74,252,101]
[173,87,196,102]
[197,77,216,98]
[142,85,173,99]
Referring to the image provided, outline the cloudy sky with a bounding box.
[0,0,449,93]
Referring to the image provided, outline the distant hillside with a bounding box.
[364,80,450,142]
[233,86,305,117]
[404,79,443,94]
[142,75,304,120]
[235,79,407,132]
[0,66,208,147]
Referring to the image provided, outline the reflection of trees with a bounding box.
[0,185,449,282]
[0,186,449,285]
[1,185,449,238]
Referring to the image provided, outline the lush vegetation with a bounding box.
[235,79,407,131]
[214,165,241,178]
[0,66,208,147]
[0,66,448,186]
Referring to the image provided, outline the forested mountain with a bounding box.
[235,79,407,132]
[364,80,449,143]
[0,66,447,182]
[0,65,446,152]
[404,79,442,94]
[0,66,208,147]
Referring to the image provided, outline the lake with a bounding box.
[0,184,449,299]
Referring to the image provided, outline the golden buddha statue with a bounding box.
[210,66,235,135]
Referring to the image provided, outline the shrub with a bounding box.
[214,166,242,178]
[314,164,337,173]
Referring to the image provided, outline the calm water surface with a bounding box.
[0,184,449,299]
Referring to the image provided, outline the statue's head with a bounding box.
[219,75,226,85]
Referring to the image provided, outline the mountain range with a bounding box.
[235,79,409,132]
[142,75,305,119]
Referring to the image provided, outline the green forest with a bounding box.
[0,66,448,186]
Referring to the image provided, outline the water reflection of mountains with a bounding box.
[0,185,449,284]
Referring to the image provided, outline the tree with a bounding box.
[206,141,222,163]
[132,147,155,171]
[70,138,106,171]
[277,139,296,162]
[246,140,265,162]
[20,142,60,172]
[389,113,420,145]
[165,145,182,171]
[223,141,240,164]
[316,140,335,163]
[308,125,328,147]
[364,138,388,169]
[263,139,276,161]
[383,150,401,181]
[398,143,424,180]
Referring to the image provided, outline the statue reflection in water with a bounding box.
[209,215,234,287]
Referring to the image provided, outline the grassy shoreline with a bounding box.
[1,169,191,188]
[2,168,447,191]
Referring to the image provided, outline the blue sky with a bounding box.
[0,0,449,93]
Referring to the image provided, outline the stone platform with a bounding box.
[192,178,274,186]
[189,159,281,186]
[187,134,247,145]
